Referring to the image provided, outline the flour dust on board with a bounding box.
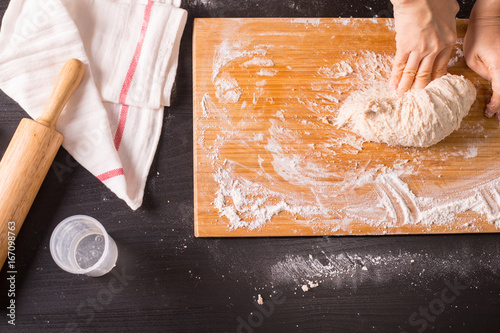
[195,18,500,234]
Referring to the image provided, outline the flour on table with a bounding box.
[269,248,500,291]
[463,146,478,159]
[242,57,275,68]
[336,74,477,147]
[212,164,325,230]
[319,61,354,79]
[385,18,395,32]
[257,69,278,77]
[214,72,242,104]
[337,18,352,26]
[448,45,465,67]
[301,280,319,292]
[212,40,269,81]
[291,18,322,27]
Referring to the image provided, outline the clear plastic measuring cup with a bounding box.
[50,215,118,277]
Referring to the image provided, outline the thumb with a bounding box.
[486,69,500,118]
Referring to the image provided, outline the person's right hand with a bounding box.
[464,0,500,120]
[390,0,459,97]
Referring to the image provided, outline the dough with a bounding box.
[336,74,477,148]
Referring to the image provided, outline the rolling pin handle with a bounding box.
[36,59,85,129]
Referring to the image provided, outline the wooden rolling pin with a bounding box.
[0,59,85,268]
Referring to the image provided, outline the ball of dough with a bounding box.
[336,74,477,148]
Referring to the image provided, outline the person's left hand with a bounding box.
[464,1,500,120]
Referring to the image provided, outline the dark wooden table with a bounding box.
[1,0,499,332]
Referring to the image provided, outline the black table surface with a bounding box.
[1,0,499,332]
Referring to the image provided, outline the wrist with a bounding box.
[390,0,459,8]
[470,0,500,19]
[391,0,427,10]
[391,0,459,15]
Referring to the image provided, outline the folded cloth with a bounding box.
[0,0,187,209]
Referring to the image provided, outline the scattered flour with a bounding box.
[242,57,275,68]
[212,165,325,230]
[319,61,354,79]
[385,18,395,32]
[308,280,319,288]
[257,69,279,77]
[337,18,352,26]
[291,18,322,27]
[212,40,269,81]
[463,146,478,159]
[198,22,497,233]
[317,93,340,103]
[256,79,267,87]
[269,249,500,290]
[300,280,319,291]
[214,73,242,104]
[448,45,465,67]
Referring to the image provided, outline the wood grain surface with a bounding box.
[193,18,498,237]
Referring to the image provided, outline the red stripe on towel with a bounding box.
[114,0,154,151]
[114,104,129,150]
[97,168,125,182]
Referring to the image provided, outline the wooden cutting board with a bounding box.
[193,18,499,237]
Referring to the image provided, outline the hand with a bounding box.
[390,0,460,96]
[464,0,500,120]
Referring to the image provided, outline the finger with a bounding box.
[396,52,422,97]
[390,50,410,91]
[486,70,500,118]
[431,46,454,80]
[465,54,491,82]
[413,54,437,89]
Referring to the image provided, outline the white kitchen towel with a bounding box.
[0,0,187,209]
